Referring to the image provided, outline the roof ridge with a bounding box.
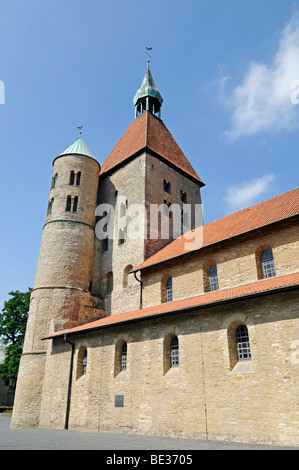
[43,272,299,340]
[100,111,203,184]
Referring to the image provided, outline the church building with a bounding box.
[11,62,299,446]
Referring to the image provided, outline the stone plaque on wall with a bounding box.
[115,395,124,407]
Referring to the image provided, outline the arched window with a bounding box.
[121,342,127,371]
[47,198,54,215]
[261,249,276,278]
[170,336,179,367]
[76,346,87,380]
[75,171,81,186]
[66,195,72,212]
[51,173,58,189]
[106,271,113,295]
[209,264,219,291]
[83,348,87,374]
[166,277,173,302]
[236,325,251,361]
[114,339,128,376]
[69,171,75,185]
[163,179,171,194]
[123,264,133,287]
[72,196,78,213]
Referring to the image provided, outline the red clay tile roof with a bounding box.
[100,111,204,185]
[133,187,299,272]
[43,272,299,340]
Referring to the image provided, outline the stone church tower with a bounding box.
[11,62,204,428]
[11,135,102,427]
[94,61,204,315]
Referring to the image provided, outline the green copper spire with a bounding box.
[133,61,163,119]
[59,136,96,160]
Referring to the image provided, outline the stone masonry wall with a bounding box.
[40,289,299,446]
[142,221,299,308]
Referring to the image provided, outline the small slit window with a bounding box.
[163,180,171,194]
[51,173,58,189]
[102,238,108,252]
[106,271,113,295]
[47,198,54,215]
[75,171,81,186]
[123,264,133,288]
[69,171,75,185]
[66,195,72,212]
[72,196,78,213]
[83,349,87,374]
[180,191,187,203]
[76,346,87,380]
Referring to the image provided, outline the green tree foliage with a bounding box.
[0,289,32,386]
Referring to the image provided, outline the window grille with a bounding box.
[261,249,276,278]
[166,277,173,302]
[209,264,219,291]
[170,336,179,367]
[236,325,251,361]
[121,342,127,371]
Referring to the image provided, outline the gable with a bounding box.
[100,111,204,185]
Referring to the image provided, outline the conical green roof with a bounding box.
[59,136,96,159]
[133,62,163,106]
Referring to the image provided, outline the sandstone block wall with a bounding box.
[142,222,299,308]
[39,290,299,446]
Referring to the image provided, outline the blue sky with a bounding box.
[0,0,298,307]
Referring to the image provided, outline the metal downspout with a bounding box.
[134,271,143,309]
[64,334,75,430]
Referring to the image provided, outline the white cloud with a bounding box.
[224,173,275,211]
[223,13,299,140]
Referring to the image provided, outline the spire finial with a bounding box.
[133,52,163,119]
[145,46,152,62]
[77,125,83,137]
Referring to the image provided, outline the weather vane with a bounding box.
[145,46,152,62]
[77,125,83,137]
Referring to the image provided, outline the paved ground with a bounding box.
[0,416,295,451]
